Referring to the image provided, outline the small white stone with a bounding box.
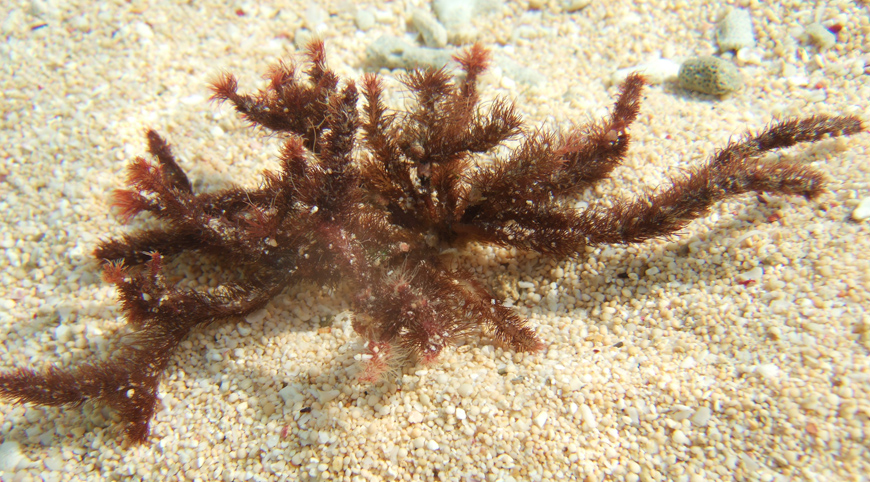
[355,8,376,31]
[410,8,447,48]
[579,404,597,429]
[317,389,341,404]
[691,407,712,427]
[738,266,763,283]
[278,385,302,404]
[736,46,764,65]
[673,430,690,445]
[533,411,548,428]
[133,21,153,39]
[236,323,252,336]
[561,0,592,13]
[611,58,681,85]
[457,383,473,397]
[56,305,74,323]
[426,440,439,450]
[265,435,279,448]
[757,363,779,379]
[456,408,467,420]
[44,455,64,471]
[54,324,72,343]
[626,407,640,425]
[408,411,424,424]
[303,4,328,32]
[851,197,870,222]
[671,408,693,421]
[29,0,53,17]
[245,309,269,324]
[0,442,25,471]
[180,94,205,106]
[740,453,761,471]
[805,22,836,49]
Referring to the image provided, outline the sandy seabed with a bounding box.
[1,0,868,481]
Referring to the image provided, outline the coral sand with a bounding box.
[0,42,863,443]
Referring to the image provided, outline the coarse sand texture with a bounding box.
[1,1,869,481]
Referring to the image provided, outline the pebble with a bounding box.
[716,8,755,52]
[533,411,548,428]
[671,408,693,421]
[245,309,269,324]
[317,389,341,404]
[408,411,424,424]
[302,3,328,33]
[457,383,474,397]
[561,0,592,12]
[132,21,154,40]
[678,56,743,95]
[852,197,870,221]
[44,456,64,471]
[365,36,454,71]
[756,363,780,379]
[691,407,712,427]
[432,0,476,43]
[433,0,473,27]
[28,0,54,17]
[411,8,448,48]
[355,8,376,31]
[740,453,761,471]
[278,385,303,404]
[626,407,639,425]
[805,23,836,50]
[737,266,763,283]
[54,323,73,343]
[0,442,25,471]
[611,57,681,85]
[579,404,597,429]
